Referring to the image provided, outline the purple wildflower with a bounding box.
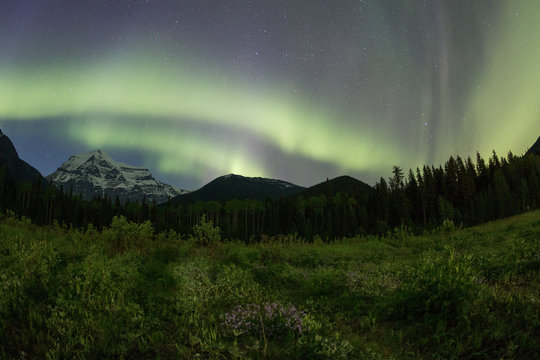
[220,302,307,339]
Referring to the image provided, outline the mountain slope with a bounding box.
[527,136,540,156]
[47,150,187,204]
[170,174,305,205]
[0,129,44,184]
[297,175,373,199]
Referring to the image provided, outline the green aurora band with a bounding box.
[463,1,540,156]
[0,53,412,179]
[0,1,538,185]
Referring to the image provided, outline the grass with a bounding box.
[0,211,539,359]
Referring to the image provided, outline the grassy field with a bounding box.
[1,211,539,359]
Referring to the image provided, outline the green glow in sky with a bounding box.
[0,1,539,188]
[0,53,411,181]
[464,1,540,158]
[67,118,269,180]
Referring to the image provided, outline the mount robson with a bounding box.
[46,149,188,204]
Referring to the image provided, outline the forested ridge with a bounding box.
[1,149,539,240]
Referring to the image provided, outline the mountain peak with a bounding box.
[170,174,305,205]
[0,129,44,183]
[211,173,301,189]
[72,149,108,160]
[218,174,265,181]
[0,129,20,161]
[297,175,373,199]
[220,173,241,179]
[527,136,540,156]
[87,149,112,160]
[63,149,144,173]
[89,149,105,158]
[47,150,187,203]
[528,136,540,151]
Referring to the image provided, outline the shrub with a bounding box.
[381,249,481,355]
[386,250,477,320]
[346,264,401,298]
[214,264,261,306]
[439,218,457,233]
[192,214,221,246]
[102,216,153,252]
[297,332,354,360]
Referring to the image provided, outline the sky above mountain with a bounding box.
[1,0,538,190]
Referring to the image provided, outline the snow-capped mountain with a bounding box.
[47,150,187,204]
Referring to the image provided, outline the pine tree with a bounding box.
[444,156,458,206]
[416,168,428,226]
[493,169,513,218]
[406,169,421,224]
[476,152,489,189]
[374,177,389,223]
[388,166,410,226]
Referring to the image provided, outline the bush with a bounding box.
[297,333,354,359]
[384,249,477,325]
[102,216,153,253]
[382,249,481,354]
[439,218,457,233]
[192,214,221,246]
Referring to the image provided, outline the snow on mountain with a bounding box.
[46,150,188,204]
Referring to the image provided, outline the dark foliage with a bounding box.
[1,145,540,241]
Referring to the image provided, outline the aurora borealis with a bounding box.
[1,1,539,190]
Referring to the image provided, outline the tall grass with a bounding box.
[0,211,539,359]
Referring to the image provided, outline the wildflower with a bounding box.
[220,302,307,339]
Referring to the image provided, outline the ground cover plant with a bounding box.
[0,210,539,359]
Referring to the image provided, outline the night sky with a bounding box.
[1,1,539,190]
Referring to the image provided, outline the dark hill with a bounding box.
[169,174,305,205]
[297,175,373,199]
[527,136,540,156]
[0,129,44,184]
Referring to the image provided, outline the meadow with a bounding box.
[0,210,539,359]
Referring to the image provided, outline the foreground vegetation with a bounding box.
[1,210,539,359]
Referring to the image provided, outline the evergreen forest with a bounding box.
[1,150,539,241]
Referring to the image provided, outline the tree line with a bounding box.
[1,150,539,241]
